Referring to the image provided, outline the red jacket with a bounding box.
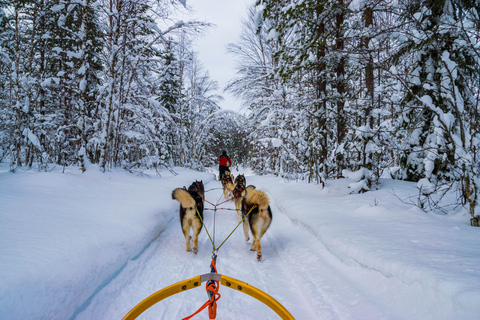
[219,156,231,167]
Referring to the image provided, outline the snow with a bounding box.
[79,79,86,91]
[423,151,437,179]
[254,3,265,30]
[1,163,480,320]
[417,177,435,194]
[22,128,41,149]
[348,0,365,11]
[420,94,433,107]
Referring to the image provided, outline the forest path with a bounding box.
[74,178,389,320]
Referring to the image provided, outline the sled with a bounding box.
[122,273,295,320]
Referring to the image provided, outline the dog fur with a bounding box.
[234,174,246,191]
[232,174,247,221]
[172,184,204,254]
[241,188,272,261]
[221,171,235,199]
[190,180,205,204]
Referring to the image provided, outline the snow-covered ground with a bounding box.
[1,163,479,320]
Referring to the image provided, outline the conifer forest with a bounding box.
[1,1,479,219]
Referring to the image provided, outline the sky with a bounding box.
[1,162,480,319]
[181,0,255,112]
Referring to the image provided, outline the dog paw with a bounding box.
[256,253,262,261]
[245,236,250,242]
[193,247,198,254]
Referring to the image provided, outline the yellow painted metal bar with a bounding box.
[122,275,202,320]
[221,275,295,320]
[122,274,295,320]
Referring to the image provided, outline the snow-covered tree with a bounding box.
[391,0,480,219]
[227,4,312,180]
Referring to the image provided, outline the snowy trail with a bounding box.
[263,197,390,320]
[74,178,393,320]
[3,166,480,320]
[75,180,302,319]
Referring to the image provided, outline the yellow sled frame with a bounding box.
[122,273,295,319]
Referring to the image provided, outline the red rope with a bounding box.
[215,197,234,206]
[204,199,217,207]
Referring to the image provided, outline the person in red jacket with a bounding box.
[218,150,232,180]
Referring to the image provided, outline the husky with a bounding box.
[232,175,247,221]
[241,188,272,261]
[221,171,235,199]
[172,183,204,254]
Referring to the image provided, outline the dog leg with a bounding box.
[224,187,231,199]
[255,238,262,261]
[250,223,263,260]
[235,202,242,222]
[192,235,198,254]
[243,219,250,241]
[250,239,256,251]
[192,220,202,255]
[182,216,193,252]
[250,236,262,261]
[184,233,192,252]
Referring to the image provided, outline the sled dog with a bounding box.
[221,171,235,199]
[232,174,247,221]
[172,183,204,254]
[241,188,272,261]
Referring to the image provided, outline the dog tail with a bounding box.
[172,188,196,208]
[245,189,269,207]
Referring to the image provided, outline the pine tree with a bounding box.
[392,0,480,217]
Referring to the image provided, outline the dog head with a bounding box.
[235,174,246,188]
[222,173,233,184]
[190,180,204,193]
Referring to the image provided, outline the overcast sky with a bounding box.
[180,0,255,112]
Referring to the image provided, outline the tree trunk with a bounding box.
[14,4,22,167]
[363,6,374,172]
[335,0,346,175]
[100,0,123,171]
[78,3,89,173]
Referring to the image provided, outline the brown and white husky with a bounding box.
[172,183,204,254]
[241,188,272,261]
[221,171,235,199]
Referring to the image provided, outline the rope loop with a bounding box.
[207,257,220,319]
[182,257,221,320]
